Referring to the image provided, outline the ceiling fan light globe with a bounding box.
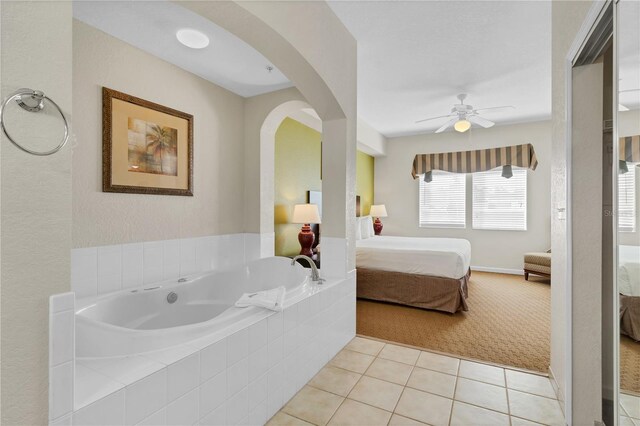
[454,119,471,132]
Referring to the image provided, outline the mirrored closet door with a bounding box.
[617,0,640,423]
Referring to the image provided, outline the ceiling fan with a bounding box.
[416,94,515,133]
[619,88,640,111]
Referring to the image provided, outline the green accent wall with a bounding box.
[274,117,375,256]
[357,150,375,217]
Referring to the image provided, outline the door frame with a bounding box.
[564,1,617,424]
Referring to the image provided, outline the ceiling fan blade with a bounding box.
[415,114,456,124]
[468,115,495,128]
[435,117,459,133]
[473,106,515,113]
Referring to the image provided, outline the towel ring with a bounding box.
[0,88,69,156]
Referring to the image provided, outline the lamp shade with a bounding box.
[292,204,321,224]
[370,204,388,218]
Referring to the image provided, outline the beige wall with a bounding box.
[1,2,73,424]
[619,110,640,246]
[72,20,245,248]
[550,0,597,420]
[375,121,551,271]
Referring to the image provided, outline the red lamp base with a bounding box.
[373,218,383,235]
[298,224,315,257]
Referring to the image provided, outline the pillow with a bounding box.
[625,262,640,296]
[619,265,632,296]
[355,217,362,240]
[359,216,370,239]
[367,216,375,238]
[361,216,374,239]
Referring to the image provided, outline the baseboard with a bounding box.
[471,265,524,275]
[548,365,566,416]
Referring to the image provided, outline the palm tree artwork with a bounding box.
[127,118,178,176]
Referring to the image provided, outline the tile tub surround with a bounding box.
[49,293,76,424]
[64,273,356,425]
[71,233,262,299]
[272,337,565,426]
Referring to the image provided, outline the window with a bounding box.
[419,171,466,228]
[472,168,527,231]
[619,165,636,232]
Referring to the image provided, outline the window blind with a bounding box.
[472,168,527,231]
[619,165,636,233]
[419,171,466,228]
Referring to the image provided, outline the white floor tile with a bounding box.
[406,367,456,399]
[394,387,452,426]
[450,401,509,426]
[458,360,505,387]
[416,351,460,376]
[454,377,508,414]
[508,389,564,426]
[621,393,640,419]
[505,369,556,399]
[378,344,420,366]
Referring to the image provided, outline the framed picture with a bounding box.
[102,87,193,196]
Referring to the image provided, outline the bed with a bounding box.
[356,222,471,313]
[619,245,640,341]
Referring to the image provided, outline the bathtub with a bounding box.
[76,256,315,358]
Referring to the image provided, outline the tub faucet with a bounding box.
[291,255,324,284]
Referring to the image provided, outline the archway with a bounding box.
[259,99,316,257]
[179,1,357,277]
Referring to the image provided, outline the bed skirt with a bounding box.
[356,268,470,314]
[621,294,640,341]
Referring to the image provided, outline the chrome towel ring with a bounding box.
[0,88,69,156]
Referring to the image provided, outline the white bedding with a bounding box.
[356,236,471,279]
[619,245,640,296]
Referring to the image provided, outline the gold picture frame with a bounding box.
[102,87,193,196]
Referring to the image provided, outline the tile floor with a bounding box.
[621,392,640,426]
[267,336,565,426]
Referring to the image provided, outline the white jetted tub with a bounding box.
[76,256,315,357]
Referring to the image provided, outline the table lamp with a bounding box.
[292,203,321,256]
[370,204,388,235]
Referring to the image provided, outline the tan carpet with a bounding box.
[357,271,551,372]
[357,270,640,393]
[621,336,640,394]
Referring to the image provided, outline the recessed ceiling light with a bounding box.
[176,29,209,49]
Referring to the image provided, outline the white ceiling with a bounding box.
[73,1,293,98]
[619,0,640,111]
[328,1,552,137]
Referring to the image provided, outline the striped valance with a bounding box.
[620,135,640,163]
[411,143,539,179]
